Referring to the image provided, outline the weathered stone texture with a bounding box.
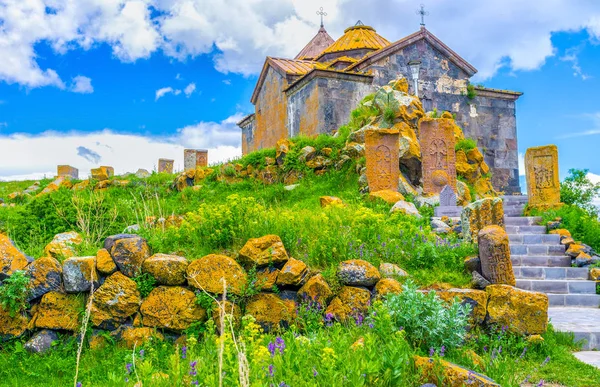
[419,118,457,195]
[57,165,79,179]
[478,226,515,286]
[365,128,400,193]
[525,145,560,207]
[158,159,174,174]
[461,197,504,242]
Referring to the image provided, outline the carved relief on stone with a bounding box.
[197,150,208,167]
[461,197,505,242]
[478,225,516,286]
[419,118,457,194]
[158,159,174,174]
[365,128,400,193]
[525,145,560,206]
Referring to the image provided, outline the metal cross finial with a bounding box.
[416,4,429,27]
[316,7,327,28]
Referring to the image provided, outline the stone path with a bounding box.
[503,196,600,368]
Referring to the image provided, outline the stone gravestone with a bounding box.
[419,118,457,194]
[197,150,208,168]
[461,197,505,242]
[57,165,79,179]
[478,225,516,286]
[183,149,209,170]
[365,128,400,193]
[158,159,174,174]
[434,185,463,217]
[525,145,560,208]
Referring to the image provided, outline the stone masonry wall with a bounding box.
[253,68,289,153]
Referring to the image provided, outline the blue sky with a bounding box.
[1,0,600,188]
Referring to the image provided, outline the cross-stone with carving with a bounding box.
[365,128,400,193]
[525,145,560,207]
[419,118,457,195]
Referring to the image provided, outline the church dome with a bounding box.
[318,22,390,59]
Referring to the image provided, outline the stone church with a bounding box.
[238,21,522,194]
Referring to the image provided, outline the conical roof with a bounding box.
[319,23,390,57]
[295,26,335,61]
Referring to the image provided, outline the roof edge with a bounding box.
[284,68,373,95]
[473,86,523,100]
[237,113,255,127]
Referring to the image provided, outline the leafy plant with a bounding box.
[455,138,477,153]
[195,291,215,316]
[560,169,600,216]
[466,84,477,100]
[0,270,31,317]
[132,273,157,298]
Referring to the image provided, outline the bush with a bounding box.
[132,273,157,298]
[560,169,600,217]
[455,138,477,153]
[381,281,471,351]
[0,270,31,317]
[535,204,600,252]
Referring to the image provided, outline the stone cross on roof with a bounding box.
[316,7,327,28]
[416,4,429,27]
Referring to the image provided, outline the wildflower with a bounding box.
[537,380,544,386]
[541,356,550,366]
[440,345,446,357]
[268,342,277,357]
[483,345,488,352]
[324,313,334,326]
[275,337,286,354]
[268,364,275,377]
[181,345,187,359]
[429,347,435,357]
[519,347,528,359]
[313,368,318,377]
[190,360,198,377]
[76,383,82,387]
[354,313,364,326]
[139,349,144,358]
[368,323,374,329]
[279,383,289,387]
[126,363,133,374]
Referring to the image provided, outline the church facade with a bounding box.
[238,22,522,194]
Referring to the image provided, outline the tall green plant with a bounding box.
[560,169,600,216]
[0,270,31,317]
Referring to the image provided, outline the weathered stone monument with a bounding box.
[462,197,505,242]
[525,145,560,208]
[184,149,209,170]
[434,185,463,217]
[478,225,516,286]
[91,166,114,181]
[57,165,79,179]
[365,128,400,193]
[419,118,457,195]
[158,159,174,174]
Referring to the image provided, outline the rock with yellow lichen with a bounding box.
[436,288,488,325]
[461,198,504,242]
[187,254,247,295]
[486,284,548,335]
[140,286,206,331]
[44,231,82,260]
[63,256,98,293]
[0,233,33,280]
[414,356,500,387]
[238,235,288,267]
[26,256,62,301]
[276,258,308,287]
[368,190,405,205]
[319,196,345,208]
[374,278,402,299]
[72,180,90,191]
[95,248,116,275]
[108,235,150,277]
[34,291,83,331]
[115,326,164,349]
[245,293,296,332]
[549,228,571,238]
[91,272,141,330]
[478,226,515,286]
[0,307,29,340]
[338,259,381,286]
[36,176,73,197]
[325,286,371,322]
[142,253,188,285]
[590,268,600,281]
[456,181,472,206]
[211,300,242,332]
[297,273,332,307]
[379,263,408,278]
[256,267,279,291]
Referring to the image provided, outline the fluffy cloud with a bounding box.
[155,86,181,100]
[70,75,94,94]
[183,82,196,97]
[0,115,243,181]
[2,0,600,88]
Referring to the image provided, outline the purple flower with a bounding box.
[483,346,488,352]
[125,378,129,383]
[139,349,144,358]
[519,347,528,359]
[76,383,82,387]
[440,345,446,357]
[126,363,133,374]
[429,347,435,357]
[279,383,289,387]
[275,337,285,354]
[354,313,364,326]
[190,360,198,376]
[313,368,318,377]
[181,346,187,359]
[268,364,275,377]
[537,380,544,387]
[541,356,550,367]
[268,342,277,357]
[368,323,374,329]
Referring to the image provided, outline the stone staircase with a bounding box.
[503,195,600,350]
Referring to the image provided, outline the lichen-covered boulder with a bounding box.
[379,263,408,278]
[103,233,137,254]
[566,243,589,258]
[26,256,62,301]
[456,180,471,207]
[390,200,421,217]
[319,196,345,208]
[109,235,150,277]
[256,267,280,291]
[96,248,117,275]
[44,231,82,260]
[297,274,332,307]
[34,291,83,331]
[24,330,59,354]
[245,293,296,332]
[142,254,189,285]
[211,300,242,332]
[0,307,29,340]
[91,272,141,329]
[140,286,206,331]
[0,233,32,280]
[549,229,571,238]
[187,254,247,295]
[325,286,371,322]
[374,278,402,299]
[414,356,500,387]
[238,235,288,267]
[368,190,405,205]
[63,256,99,293]
[486,285,548,335]
[337,259,381,286]
[590,268,600,281]
[437,288,488,325]
[276,258,308,287]
[116,327,164,349]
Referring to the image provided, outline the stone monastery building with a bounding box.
[238,21,522,194]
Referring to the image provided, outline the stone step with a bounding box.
[508,234,561,245]
[505,225,546,234]
[516,279,597,294]
[504,211,524,217]
[503,204,526,210]
[501,195,528,203]
[514,266,590,280]
[510,244,566,256]
[504,216,542,226]
[511,255,571,267]
[550,307,600,350]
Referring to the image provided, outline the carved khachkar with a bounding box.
[365,128,400,193]
[419,118,457,194]
[158,159,174,174]
[57,165,79,179]
[478,225,516,286]
[197,150,208,167]
[184,149,209,170]
[525,145,560,207]
[461,197,505,242]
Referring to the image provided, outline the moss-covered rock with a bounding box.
[337,259,381,286]
[63,256,99,293]
[95,248,116,275]
[325,286,370,322]
[256,267,280,291]
[0,233,32,280]
[297,274,332,307]
[142,254,188,285]
[276,258,308,287]
[34,291,83,331]
[91,272,141,329]
[187,254,247,295]
[140,286,206,331]
[245,293,296,332]
[374,278,402,299]
[238,235,288,267]
[414,356,499,386]
[26,256,62,301]
[437,288,488,325]
[109,235,150,277]
[44,231,82,260]
[117,327,164,349]
[368,190,404,205]
[486,284,548,335]
[319,196,345,208]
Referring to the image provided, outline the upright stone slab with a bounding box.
[525,145,560,207]
[158,159,174,174]
[57,165,79,179]
[197,150,208,167]
[365,128,400,193]
[461,197,504,242]
[478,226,515,286]
[434,185,463,217]
[184,149,208,170]
[419,118,457,195]
[101,166,114,178]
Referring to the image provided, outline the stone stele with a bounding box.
[525,145,560,207]
[461,197,505,242]
[184,149,209,170]
[158,159,174,174]
[57,165,79,179]
[419,118,457,195]
[197,150,208,168]
[478,225,516,286]
[365,128,400,193]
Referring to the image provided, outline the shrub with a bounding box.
[535,204,600,252]
[466,84,477,100]
[560,169,600,217]
[382,281,471,351]
[455,138,477,153]
[132,273,157,298]
[0,270,31,317]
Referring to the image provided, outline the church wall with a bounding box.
[287,80,321,138]
[253,68,289,152]
[365,40,521,193]
[240,117,255,155]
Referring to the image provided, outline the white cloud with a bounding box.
[560,46,591,80]
[2,0,600,88]
[155,86,181,101]
[184,82,196,97]
[70,75,94,94]
[518,152,525,175]
[556,113,600,138]
[223,79,231,85]
[0,114,243,180]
